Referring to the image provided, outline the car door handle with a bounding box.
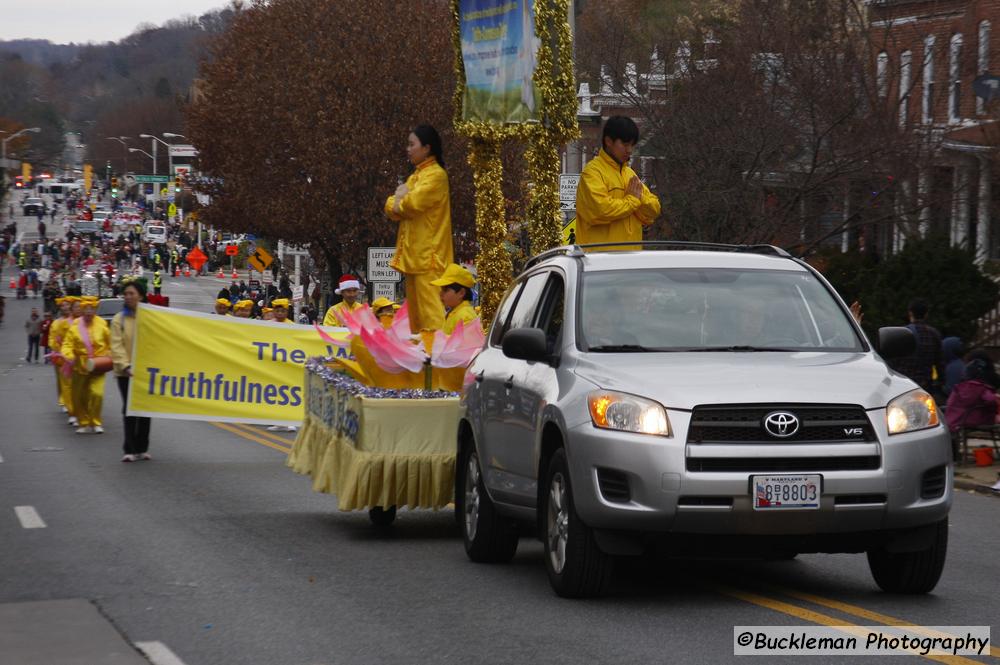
[475,370,484,383]
[504,375,514,390]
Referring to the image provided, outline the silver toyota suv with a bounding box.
[456,242,952,598]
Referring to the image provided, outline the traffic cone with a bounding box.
[184,268,191,278]
[232,269,238,279]
[8,278,15,289]
[217,268,224,279]
[173,268,180,277]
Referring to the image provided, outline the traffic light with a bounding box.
[111,176,119,198]
[21,162,31,183]
[174,175,183,193]
[83,164,92,193]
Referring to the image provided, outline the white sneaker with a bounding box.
[93,426,104,434]
[75,426,91,434]
[139,453,152,461]
[121,454,136,463]
[68,416,78,426]
[59,404,67,413]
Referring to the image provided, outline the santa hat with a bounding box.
[335,274,361,294]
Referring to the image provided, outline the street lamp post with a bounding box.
[139,133,173,177]
[2,127,41,188]
[105,136,129,175]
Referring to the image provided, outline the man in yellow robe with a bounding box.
[61,296,112,434]
[575,115,661,249]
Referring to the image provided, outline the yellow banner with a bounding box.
[127,305,349,425]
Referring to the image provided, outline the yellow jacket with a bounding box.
[61,316,111,375]
[384,157,454,274]
[110,310,136,376]
[575,149,661,246]
[322,300,363,327]
[49,316,71,351]
[443,300,478,335]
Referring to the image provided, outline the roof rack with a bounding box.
[523,240,790,269]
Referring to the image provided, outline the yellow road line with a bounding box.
[760,584,1000,659]
[716,585,987,665]
[227,422,297,446]
[211,422,290,454]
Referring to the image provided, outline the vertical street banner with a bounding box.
[127,305,349,426]
[459,0,540,123]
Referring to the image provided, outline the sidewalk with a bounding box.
[953,435,1000,496]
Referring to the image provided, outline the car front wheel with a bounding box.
[542,448,613,598]
[456,443,518,563]
[867,519,948,594]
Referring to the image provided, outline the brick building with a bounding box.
[871,0,1000,261]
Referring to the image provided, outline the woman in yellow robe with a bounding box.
[384,125,453,333]
[61,297,112,434]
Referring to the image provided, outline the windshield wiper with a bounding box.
[587,344,654,352]
[686,345,798,352]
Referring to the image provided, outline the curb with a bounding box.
[953,476,1000,497]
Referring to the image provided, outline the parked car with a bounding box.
[143,223,167,245]
[22,197,45,216]
[96,297,124,324]
[457,242,952,598]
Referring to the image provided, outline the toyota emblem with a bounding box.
[763,411,800,438]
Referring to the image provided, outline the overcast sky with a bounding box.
[0,1,230,44]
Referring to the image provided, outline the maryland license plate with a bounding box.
[752,474,821,510]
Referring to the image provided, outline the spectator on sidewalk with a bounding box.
[945,358,999,460]
[964,349,1000,390]
[888,299,945,399]
[39,311,53,364]
[25,308,42,363]
[942,337,965,397]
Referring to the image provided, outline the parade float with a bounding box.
[286,303,484,524]
[285,0,577,525]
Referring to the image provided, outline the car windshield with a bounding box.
[580,267,864,352]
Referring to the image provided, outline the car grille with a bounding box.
[686,456,880,473]
[687,404,875,444]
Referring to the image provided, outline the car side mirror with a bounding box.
[502,327,550,363]
[878,326,916,360]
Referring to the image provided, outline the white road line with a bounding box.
[14,506,46,529]
[135,641,188,665]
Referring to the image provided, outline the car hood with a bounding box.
[572,351,914,410]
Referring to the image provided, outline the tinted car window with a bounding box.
[489,282,524,347]
[580,268,863,351]
[535,274,566,354]
[505,272,550,333]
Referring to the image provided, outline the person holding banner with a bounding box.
[111,278,152,462]
[233,299,254,318]
[322,275,364,326]
[271,298,293,324]
[575,116,662,248]
[61,296,112,434]
[213,298,231,316]
[384,125,453,333]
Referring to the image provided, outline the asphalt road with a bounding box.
[1,210,999,664]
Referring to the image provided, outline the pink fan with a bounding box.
[431,317,486,369]
[390,301,412,340]
[314,323,351,349]
[360,325,426,374]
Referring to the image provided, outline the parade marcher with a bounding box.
[25,308,42,363]
[323,275,364,326]
[371,296,401,328]
[48,297,74,413]
[271,298,293,323]
[431,264,478,334]
[575,115,662,248]
[152,270,163,296]
[233,299,254,318]
[384,124,453,333]
[61,296,112,434]
[111,279,152,462]
[213,298,231,316]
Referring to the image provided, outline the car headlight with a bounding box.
[588,390,671,436]
[886,389,940,435]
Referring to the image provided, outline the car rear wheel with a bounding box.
[867,519,948,594]
[456,444,518,562]
[542,448,613,598]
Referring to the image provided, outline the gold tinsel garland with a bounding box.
[468,138,514,323]
[451,0,578,323]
